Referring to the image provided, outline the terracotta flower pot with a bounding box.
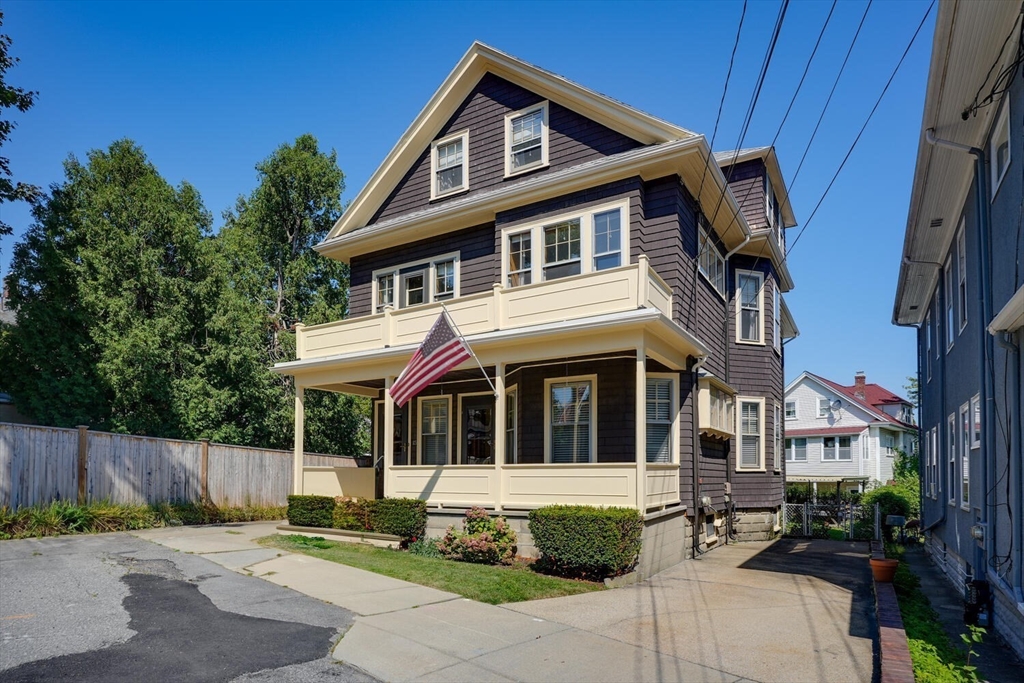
[870,558,899,582]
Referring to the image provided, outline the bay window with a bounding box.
[737,398,764,470]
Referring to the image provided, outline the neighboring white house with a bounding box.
[784,371,917,493]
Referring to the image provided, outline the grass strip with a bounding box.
[258,533,604,604]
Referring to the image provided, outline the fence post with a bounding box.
[76,425,89,504]
[848,501,854,540]
[803,501,810,537]
[200,439,210,502]
[874,503,881,541]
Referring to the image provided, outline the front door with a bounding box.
[461,395,494,465]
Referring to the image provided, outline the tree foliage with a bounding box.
[0,10,41,237]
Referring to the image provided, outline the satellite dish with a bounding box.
[831,399,843,411]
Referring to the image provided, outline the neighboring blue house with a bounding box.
[893,1,1024,658]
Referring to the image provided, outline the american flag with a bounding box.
[389,312,472,407]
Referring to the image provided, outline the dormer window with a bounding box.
[430,130,469,199]
[505,102,549,176]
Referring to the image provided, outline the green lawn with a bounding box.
[257,534,604,604]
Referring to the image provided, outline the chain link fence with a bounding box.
[783,502,879,541]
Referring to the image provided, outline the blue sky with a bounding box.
[1,0,934,398]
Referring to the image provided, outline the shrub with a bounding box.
[407,536,443,559]
[286,495,335,528]
[862,486,913,541]
[370,498,427,542]
[333,498,375,532]
[437,507,517,565]
[529,505,643,579]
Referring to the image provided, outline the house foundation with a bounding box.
[731,509,781,542]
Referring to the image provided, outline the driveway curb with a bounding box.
[870,541,914,683]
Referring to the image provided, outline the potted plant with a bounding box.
[870,557,899,582]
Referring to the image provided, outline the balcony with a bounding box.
[297,256,673,361]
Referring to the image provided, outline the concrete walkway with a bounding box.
[133,525,877,683]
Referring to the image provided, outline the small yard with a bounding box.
[257,534,604,604]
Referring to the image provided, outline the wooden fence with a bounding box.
[0,422,361,509]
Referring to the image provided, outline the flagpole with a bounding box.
[440,304,498,397]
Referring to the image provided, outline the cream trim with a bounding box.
[430,129,470,200]
[735,269,765,345]
[544,374,598,464]
[371,251,461,312]
[457,391,495,465]
[646,372,679,465]
[736,396,766,472]
[417,395,452,466]
[504,101,549,177]
[506,383,518,464]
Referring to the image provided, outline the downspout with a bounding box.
[691,354,708,557]
[924,128,994,580]
[994,331,1023,602]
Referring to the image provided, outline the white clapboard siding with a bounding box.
[0,424,79,509]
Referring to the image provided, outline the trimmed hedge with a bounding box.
[286,495,335,528]
[370,498,427,542]
[528,505,643,579]
[333,498,375,532]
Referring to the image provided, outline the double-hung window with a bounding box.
[434,260,455,300]
[546,377,595,463]
[503,200,629,287]
[818,398,831,418]
[418,396,450,466]
[785,401,797,420]
[925,311,932,380]
[698,221,725,295]
[945,257,955,350]
[991,99,1011,197]
[430,130,469,199]
[957,223,968,332]
[773,288,781,352]
[373,253,459,312]
[785,437,807,462]
[960,403,970,509]
[506,386,518,464]
[737,398,764,470]
[931,427,939,499]
[822,436,853,461]
[376,273,395,312]
[948,413,957,506]
[774,402,782,470]
[505,102,548,176]
[646,376,675,463]
[736,270,764,344]
[971,394,981,448]
[403,271,426,307]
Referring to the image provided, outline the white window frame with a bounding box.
[504,101,549,178]
[506,384,518,464]
[784,400,797,420]
[697,220,726,297]
[765,173,776,229]
[429,129,469,200]
[821,435,853,462]
[735,269,764,345]
[372,252,461,312]
[924,431,931,497]
[417,395,452,466]
[773,286,781,353]
[785,437,807,462]
[500,199,630,288]
[925,311,932,381]
[948,413,957,507]
[957,222,968,333]
[376,272,396,313]
[592,208,623,271]
[960,402,970,510]
[931,427,939,500]
[646,373,679,464]
[945,257,955,351]
[970,394,981,449]
[773,401,782,471]
[736,396,765,472]
[990,98,1011,199]
[544,374,597,464]
[818,397,831,418]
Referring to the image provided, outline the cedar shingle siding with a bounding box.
[367,73,643,226]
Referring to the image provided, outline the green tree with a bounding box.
[903,375,919,408]
[0,10,41,238]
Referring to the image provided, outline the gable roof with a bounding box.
[325,42,695,242]
[787,371,915,429]
[714,146,798,228]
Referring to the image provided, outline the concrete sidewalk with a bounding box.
[133,525,875,683]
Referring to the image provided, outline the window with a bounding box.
[700,382,734,436]
[543,220,581,280]
[881,433,895,456]
[990,99,1011,197]
[822,436,853,461]
[593,209,622,270]
[546,376,595,463]
[507,232,532,287]
[373,253,460,311]
[736,270,763,344]
[774,402,782,471]
[505,102,548,176]
[925,311,932,381]
[765,174,776,229]
[818,398,831,418]
[698,221,725,296]
[957,223,968,332]
[924,433,931,497]
[786,437,807,462]
[931,427,939,499]
[773,287,781,352]
[430,130,469,199]
[646,377,675,463]
[418,397,450,466]
[971,394,981,449]
[785,401,797,420]
[945,257,955,350]
[506,386,518,464]
[960,403,970,509]
[948,413,957,506]
[502,200,629,287]
[737,398,764,470]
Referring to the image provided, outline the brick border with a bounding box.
[871,541,914,683]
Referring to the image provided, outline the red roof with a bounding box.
[786,426,870,438]
[805,372,915,429]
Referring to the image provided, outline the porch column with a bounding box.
[383,376,395,499]
[635,344,647,512]
[494,362,506,512]
[293,385,304,495]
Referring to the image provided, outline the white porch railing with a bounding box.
[298,257,673,360]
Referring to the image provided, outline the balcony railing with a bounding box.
[297,256,673,361]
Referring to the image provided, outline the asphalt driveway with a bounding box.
[0,529,375,682]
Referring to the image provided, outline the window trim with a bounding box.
[821,435,854,462]
[773,287,781,354]
[736,396,766,472]
[500,199,630,288]
[990,98,1011,199]
[646,372,679,464]
[456,391,495,466]
[592,208,623,272]
[818,397,831,418]
[372,252,461,313]
[957,221,968,334]
[543,374,598,464]
[925,310,932,381]
[784,400,797,421]
[945,257,955,352]
[504,101,549,178]
[960,402,971,510]
[948,413,957,507]
[785,437,807,462]
[417,395,452,466]
[697,220,726,298]
[506,384,518,464]
[970,394,981,449]
[735,269,765,345]
[931,427,939,500]
[429,129,470,200]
